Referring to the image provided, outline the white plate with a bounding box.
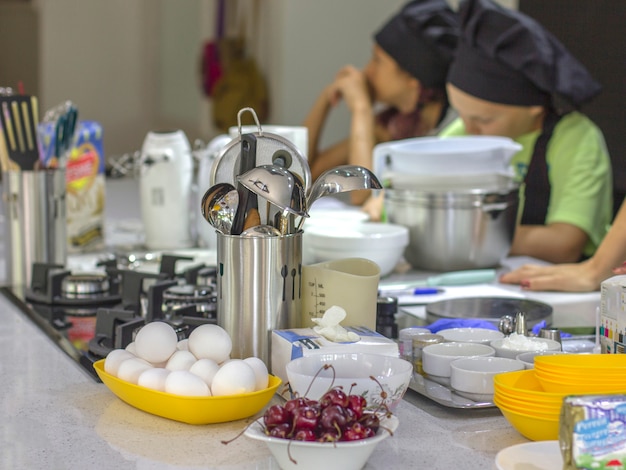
[495,440,562,470]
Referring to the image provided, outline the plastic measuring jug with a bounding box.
[300,257,380,330]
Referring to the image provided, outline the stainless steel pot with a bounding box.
[384,176,519,271]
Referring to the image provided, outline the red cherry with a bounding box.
[267,422,292,439]
[320,388,349,408]
[363,426,376,438]
[359,413,380,433]
[342,421,368,441]
[293,405,320,430]
[347,395,367,419]
[320,404,348,431]
[293,428,317,441]
[317,429,340,442]
[284,397,309,414]
[264,404,291,428]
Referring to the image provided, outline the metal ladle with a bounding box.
[200,182,238,234]
[296,165,383,230]
[237,164,308,234]
[306,165,383,208]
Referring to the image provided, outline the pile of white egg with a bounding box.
[104,322,269,397]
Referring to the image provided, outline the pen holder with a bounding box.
[216,231,302,365]
[2,169,67,287]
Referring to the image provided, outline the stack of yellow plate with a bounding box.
[533,354,626,393]
[493,369,569,441]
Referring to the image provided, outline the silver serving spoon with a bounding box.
[200,182,238,234]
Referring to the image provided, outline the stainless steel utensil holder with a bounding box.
[216,231,302,365]
[2,169,67,287]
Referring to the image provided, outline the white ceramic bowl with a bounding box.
[515,350,569,369]
[305,222,409,276]
[490,336,562,360]
[421,342,496,384]
[285,353,412,411]
[450,356,525,401]
[438,327,504,345]
[244,414,399,470]
[303,208,371,264]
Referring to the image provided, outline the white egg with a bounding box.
[134,321,178,364]
[125,341,137,355]
[211,359,256,396]
[188,324,232,363]
[165,370,211,396]
[165,350,197,371]
[177,338,189,351]
[116,357,153,384]
[244,356,269,391]
[104,349,136,376]
[137,368,170,392]
[189,359,220,387]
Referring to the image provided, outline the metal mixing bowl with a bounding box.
[384,175,519,271]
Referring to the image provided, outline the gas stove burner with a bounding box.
[25,263,122,308]
[163,284,217,317]
[62,273,111,299]
[163,284,214,303]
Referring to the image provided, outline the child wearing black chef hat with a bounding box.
[440,0,613,264]
[304,0,459,206]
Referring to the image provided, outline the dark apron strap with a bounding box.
[520,111,563,225]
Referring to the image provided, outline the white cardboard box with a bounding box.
[271,326,399,389]
[600,275,626,354]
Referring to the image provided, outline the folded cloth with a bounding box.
[425,318,499,333]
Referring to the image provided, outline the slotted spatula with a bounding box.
[0,95,40,170]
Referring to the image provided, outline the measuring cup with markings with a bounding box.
[300,258,380,330]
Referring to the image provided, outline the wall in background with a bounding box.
[520,0,625,215]
[7,0,407,159]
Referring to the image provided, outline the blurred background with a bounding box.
[0,0,622,208]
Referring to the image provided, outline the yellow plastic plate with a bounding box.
[93,359,281,424]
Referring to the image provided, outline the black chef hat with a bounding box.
[447,0,601,108]
[374,0,459,89]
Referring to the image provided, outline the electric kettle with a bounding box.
[139,130,193,250]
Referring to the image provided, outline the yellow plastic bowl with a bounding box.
[494,399,560,423]
[535,373,626,394]
[493,392,562,415]
[493,370,569,403]
[533,367,626,386]
[534,353,626,373]
[93,359,281,424]
[495,401,560,441]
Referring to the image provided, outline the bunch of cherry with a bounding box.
[262,387,388,442]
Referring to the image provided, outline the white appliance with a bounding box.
[139,130,193,250]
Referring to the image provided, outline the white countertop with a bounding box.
[0,177,585,468]
[0,288,529,469]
